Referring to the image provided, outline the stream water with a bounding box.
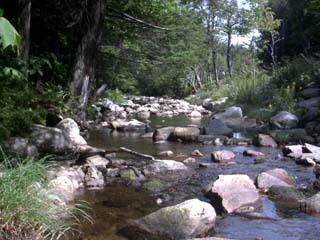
[76,115,320,240]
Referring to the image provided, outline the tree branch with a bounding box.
[106,7,171,31]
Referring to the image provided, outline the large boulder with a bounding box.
[256,168,295,190]
[56,118,87,145]
[143,160,189,175]
[153,127,175,142]
[214,106,243,120]
[204,175,260,213]
[211,150,236,162]
[203,119,233,137]
[223,117,257,132]
[253,134,277,148]
[172,127,200,142]
[301,88,320,99]
[297,97,320,110]
[270,111,299,129]
[6,137,38,157]
[134,199,216,239]
[31,124,73,154]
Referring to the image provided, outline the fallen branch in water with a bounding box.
[119,147,155,160]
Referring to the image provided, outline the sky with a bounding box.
[232,0,260,45]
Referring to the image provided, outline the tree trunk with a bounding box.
[18,0,31,80]
[70,0,105,125]
[226,31,232,79]
[212,50,219,86]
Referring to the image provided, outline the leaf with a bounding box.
[0,17,21,49]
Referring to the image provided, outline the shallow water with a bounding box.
[77,115,320,240]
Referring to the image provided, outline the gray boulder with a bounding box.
[134,199,216,239]
[203,119,233,137]
[31,124,73,153]
[301,88,320,99]
[270,111,299,129]
[153,127,175,142]
[6,137,38,157]
[204,174,260,213]
[56,118,87,145]
[172,127,200,142]
[214,106,243,120]
[298,97,320,110]
[223,117,257,132]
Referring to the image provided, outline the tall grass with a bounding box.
[0,148,91,240]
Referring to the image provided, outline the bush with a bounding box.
[103,88,126,104]
[0,149,90,239]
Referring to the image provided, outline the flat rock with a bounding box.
[143,160,189,175]
[134,199,216,239]
[243,149,264,157]
[300,192,320,214]
[204,174,260,213]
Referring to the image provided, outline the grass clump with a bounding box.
[0,148,90,239]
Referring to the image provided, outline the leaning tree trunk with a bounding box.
[226,31,232,79]
[18,0,31,80]
[70,0,105,125]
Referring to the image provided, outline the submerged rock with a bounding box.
[134,199,216,239]
[204,174,260,213]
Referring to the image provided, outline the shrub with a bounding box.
[103,88,126,104]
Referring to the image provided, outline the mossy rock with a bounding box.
[142,179,166,192]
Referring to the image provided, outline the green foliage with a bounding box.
[272,57,313,88]
[104,88,126,104]
[0,149,89,239]
[0,15,21,49]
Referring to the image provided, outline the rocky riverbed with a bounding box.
[5,95,320,240]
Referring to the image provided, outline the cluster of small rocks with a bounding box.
[92,96,210,124]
